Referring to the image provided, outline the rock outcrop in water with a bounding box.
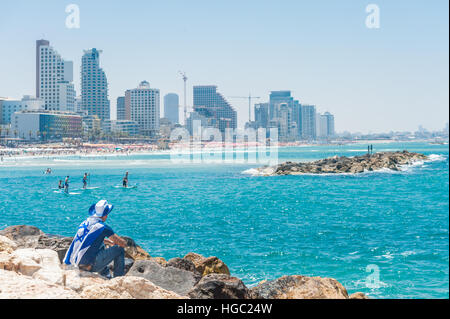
[253,151,428,176]
[0,225,369,299]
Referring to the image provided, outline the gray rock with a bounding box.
[188,274,251,299]
[166,257,198,274]
[126,260,201,296]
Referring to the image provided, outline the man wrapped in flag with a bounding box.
[64,200,127,278]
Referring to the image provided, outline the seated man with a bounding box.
[64,199,127,278]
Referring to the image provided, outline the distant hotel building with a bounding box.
[301,104,316,140]
[254,91,301,141]
[0,96,44,125]
[102,120,139,137]
[252,91,332,141]
[125,81,160,137]
[116,96,126,120]
[192,85,237,133]
[163,93,179,124]
[317,112,335,139]
[11,110,82,140]
[36,39,75,112]
[81,48,110,121]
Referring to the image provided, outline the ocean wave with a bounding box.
[427,154,446,162]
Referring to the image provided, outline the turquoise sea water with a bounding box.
[0,142,448,299]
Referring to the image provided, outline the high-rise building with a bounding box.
[301,104,317,140]
[164,93,179,124]
[193,85,237,133]
[125,81,160,136]
[268,91,302,140]
[81,48,110,121]
[36,39,75,112]
[254,103,269,129]
[116,96,125,121]
[322,112,335,137]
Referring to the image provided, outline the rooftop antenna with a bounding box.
[178,71,188,125]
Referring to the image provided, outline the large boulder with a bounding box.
[36,235,73,263]
[62,268,107,293]
[126,259,200,296]
[0,248,64,284]
[0,235,17,253]
[0,269,79,299]
[0,226,72,263]
[250,275,349,299]
[0,225,44,247]
[349,292,369,299]
[122,236,152,260]
[80,275,184,299]
[184,252,230,276]
[166,257,198,273]
[188,273,251,299]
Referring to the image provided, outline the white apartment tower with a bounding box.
[36,39,75,112]
[81,48,110,120]
[125,81,160,136]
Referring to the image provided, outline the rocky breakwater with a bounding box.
[0,225,368,299]
[253,151,428,176]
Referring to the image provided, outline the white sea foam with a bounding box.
[427,154,446,162]
[241,168,260,175]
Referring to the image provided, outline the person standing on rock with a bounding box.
[63,199,127,278]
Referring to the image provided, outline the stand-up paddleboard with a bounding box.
[82,186,100,190]
[54,189,81,195]
[113,185,138,189]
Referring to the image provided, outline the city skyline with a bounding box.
[0,0,448,133]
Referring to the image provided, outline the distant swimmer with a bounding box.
[83,173,89,189]
[64,176,70,193]
[58,180,63,189]
[45,168,52,174]
[122,172,129,188]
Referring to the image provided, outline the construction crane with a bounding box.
[178,71,188,125]
[228,94,261,123]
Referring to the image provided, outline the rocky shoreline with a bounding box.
[0,225,368,299]
[252,151,428,176]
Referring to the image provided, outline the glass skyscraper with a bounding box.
[81,48,110,121]
[164,93,179,124]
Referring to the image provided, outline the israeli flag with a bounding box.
[63,217,106,266]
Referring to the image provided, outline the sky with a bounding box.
[0,0,448,133]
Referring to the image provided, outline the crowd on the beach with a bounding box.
[0,143,160,160]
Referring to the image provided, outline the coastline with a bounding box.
[0,225,369,299]
[0,139,445,162]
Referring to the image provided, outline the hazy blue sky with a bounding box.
[0,0,448,132]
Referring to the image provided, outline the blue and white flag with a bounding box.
[63,216,106,266]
